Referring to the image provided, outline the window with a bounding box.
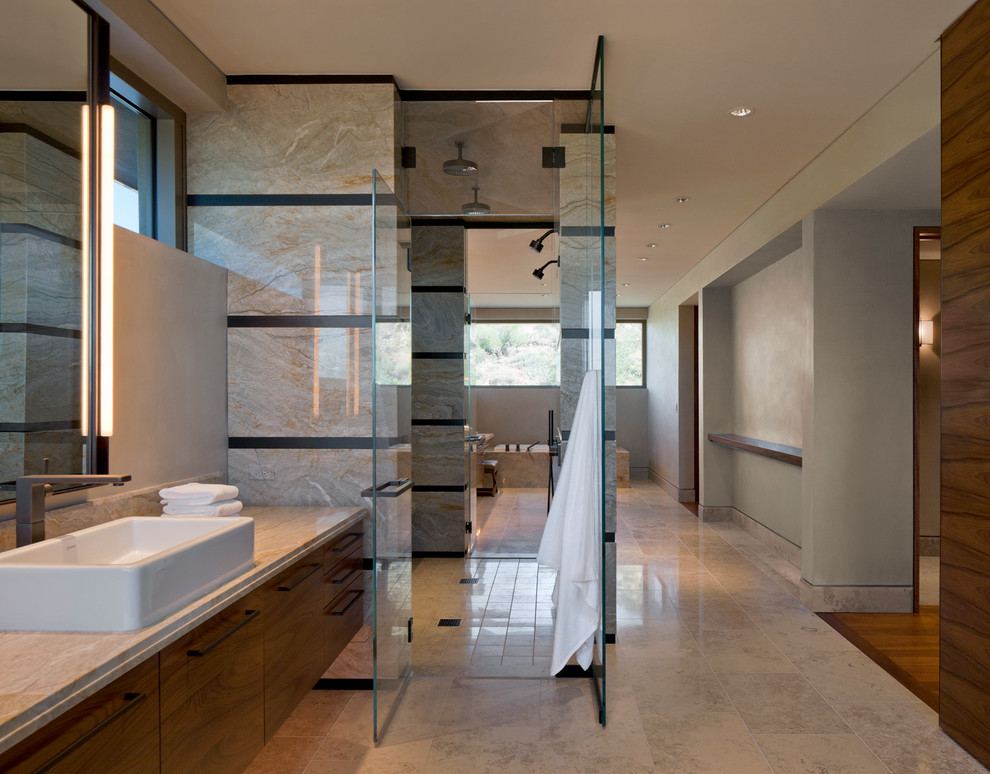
[470,323,559,386]
[616,321,644,386]
[109,66,186,247]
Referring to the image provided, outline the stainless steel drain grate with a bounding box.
[437,618,462,627]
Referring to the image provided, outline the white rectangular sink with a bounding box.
[0,516,255,632]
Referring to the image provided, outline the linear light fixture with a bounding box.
[99,103,115,436]
[919,320,934,347]
[80,106,91,437]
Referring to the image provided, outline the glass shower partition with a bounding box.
[370,170,413,742]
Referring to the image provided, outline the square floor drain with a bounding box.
[459,578,480,584]
[437,618,462,627]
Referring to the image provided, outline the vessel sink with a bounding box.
[0,516,255,632]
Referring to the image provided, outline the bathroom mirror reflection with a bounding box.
[0,0,94,499]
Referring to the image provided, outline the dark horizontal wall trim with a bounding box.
[559,225,616,237]
[0,90,86,102]
[1,222,82,250]
[228,74,398,87]
[412,484,469,492]
[189,193,375,207]
[228,314,373,329]
[313,678,373,691]
[410,217,555,228]
[400,89,590,102]
[560,124,616,134]
[412,550,466,558]
[411,285,465,294]
[229,437,405,450]
[0,123,80,158]
[561,327,615,339]
[0,322,82,339]
[604,532,616,543]
[411,419,465,426]
[0,420,81,433]
[412,352,464,360]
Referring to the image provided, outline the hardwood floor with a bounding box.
[819,606,939,711]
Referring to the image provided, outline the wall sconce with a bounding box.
[919,320,934,347]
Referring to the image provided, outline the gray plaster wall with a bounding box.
[802,208,938,587]
[728,247,808,545]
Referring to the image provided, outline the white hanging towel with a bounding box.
[158,482,239,505]
[537,369,602,675]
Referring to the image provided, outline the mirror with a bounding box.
[0,0,106,499]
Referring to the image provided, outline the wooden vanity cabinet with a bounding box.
[0,654,160,774]
[160,591,265,774]
[323,530,365,665]
[262,547,326,741]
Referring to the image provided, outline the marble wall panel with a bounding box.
[189,205,375,315]
[0,233,81,327]
[187,83,396,195]
[411,489,469,554]
[228,327,373,438]
[0,133,80,211]
[411,359,466,420]
[412,293,466,352]
[229,448,373,507]
[411,425,468,487]
[0,333,27,422]
[25,333,79,422]
[23,430,81,476]
[403,101,554,217]
[559,338,588,432]
[0,103,83,155]
[0,433,24,480]
[410,226,465,286]
[559,134,615,227]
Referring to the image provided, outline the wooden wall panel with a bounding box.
[941,0,990,766]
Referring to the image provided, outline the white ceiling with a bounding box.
[153,0,971,307]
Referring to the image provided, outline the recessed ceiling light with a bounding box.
[540,283,548,287]
[622,282,630,287]
[639,256,648,262]
[674,196,689,203]
[657,223,671,229]
[730,106,752,117]
[541,293,549,297]
[646,243,657,248]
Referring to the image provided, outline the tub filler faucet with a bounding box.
[15,474,132,547]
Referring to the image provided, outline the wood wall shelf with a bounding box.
[707,433,803,467]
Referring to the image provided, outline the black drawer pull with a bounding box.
[329,566,361,586]
[328,589,363,616]
[278,562,321,592]
[187,609,260,657]
[329,532,362,553]
[33,692,147,774]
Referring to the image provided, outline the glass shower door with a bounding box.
[370,170,413,742]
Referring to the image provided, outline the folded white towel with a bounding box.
[159,483,239,505]
[162,500,243,518]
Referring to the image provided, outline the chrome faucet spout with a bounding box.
[15,474,132,547]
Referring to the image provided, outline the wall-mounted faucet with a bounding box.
[15,474,132,547]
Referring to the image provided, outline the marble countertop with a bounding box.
[0,505,366,754]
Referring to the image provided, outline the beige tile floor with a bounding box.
[473,488,549,556]
[246,480,988,774]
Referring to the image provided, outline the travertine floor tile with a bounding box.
[640,712,772,774]
[754,733,890,773]
[717,672,851,734]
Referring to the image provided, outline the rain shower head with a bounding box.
[529,228,556,253]
[443,141,478,176]
[462,186,490,215]
[532,258,559,280]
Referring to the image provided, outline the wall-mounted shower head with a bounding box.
[529,228,556,253]
[443,141,478,176]
[532,258,559,280]
[462,185,490,215]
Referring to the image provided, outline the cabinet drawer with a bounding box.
[323,541,363,607]
[323,531,363,574]
[0,656,160,774]
[160,592,264,774]
[263,549,326,741]
[326,572,364,665]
